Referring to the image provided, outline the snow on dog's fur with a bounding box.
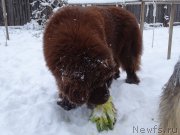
[159,59,180,135]
[43,6,142,110]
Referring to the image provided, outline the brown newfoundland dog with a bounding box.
[43,6,142,110]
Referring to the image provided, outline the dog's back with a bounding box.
[159,59,180,135]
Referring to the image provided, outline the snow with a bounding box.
[0,25,180,135]
[40,2,51,7]
[146,4,149,17]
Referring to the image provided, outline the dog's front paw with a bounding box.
[113,70,120,79]
[57,98,77,111]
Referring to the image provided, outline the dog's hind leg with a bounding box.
[119,48,141,84]
[118,27,142,84]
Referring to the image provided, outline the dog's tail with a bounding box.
[159,59,180,135]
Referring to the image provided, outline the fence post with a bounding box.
[1,0,10,41]
[167,3,176,60]
[140,1,145,38]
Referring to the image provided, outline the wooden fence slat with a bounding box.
[0,1,180,26]
[27,0,31,22]
[20,0,22,24]
[1,0,9,40]
[6,0,12,25]
[140,1,145,36]
[13,0,16,25]
[167,3,176,60]
[17,0,20,25]
[0,0,3,25]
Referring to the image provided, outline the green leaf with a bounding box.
[90,96,117,132]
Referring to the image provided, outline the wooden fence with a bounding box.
[0,0,31,26]
[0,0,180,26]
[126,4,180,24]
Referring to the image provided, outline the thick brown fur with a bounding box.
[43,6,142,110]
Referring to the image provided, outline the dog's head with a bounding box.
[57,53,115,105]
[56,34,116,106]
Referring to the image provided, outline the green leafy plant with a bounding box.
[90,97,117,132]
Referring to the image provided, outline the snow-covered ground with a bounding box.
[0,25,180,135]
